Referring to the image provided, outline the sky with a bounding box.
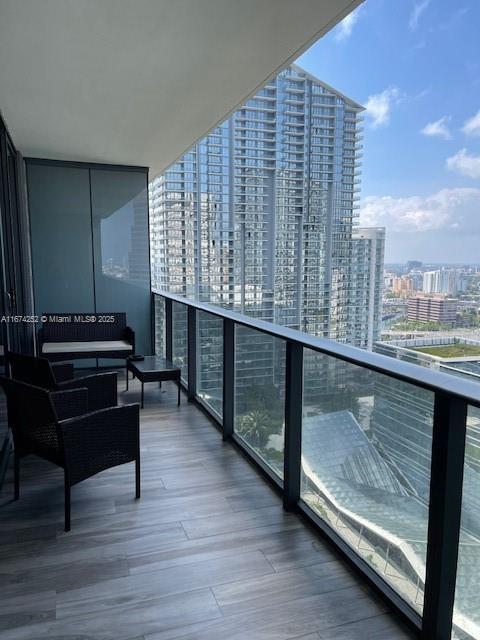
[296,0,480,263]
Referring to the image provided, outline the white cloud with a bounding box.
[421,116,452,140]
[462,110,480,137]
[411,87,430,101]
[359,188,480,232]
[365,87,400,128]
[409,0,431,31]
[334,7,361,41]
[446,149,480,179]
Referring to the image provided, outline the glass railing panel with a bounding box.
[301,347,434,613]
[452,404,480,640]
[172,301,188,382]
[234,325,285,478]
[197,311,223,417]
[154,294,165,357]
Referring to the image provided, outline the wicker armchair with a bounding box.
[0,376,140,531]
[7,351,117,411]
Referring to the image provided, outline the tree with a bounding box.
[236,410,281,449]
[236,382,284,449]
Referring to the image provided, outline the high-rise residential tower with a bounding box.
[422,268,460,295]
[350,227,385,349]
[150,64,381,347]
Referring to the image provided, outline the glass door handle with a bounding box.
[4,289,15,311]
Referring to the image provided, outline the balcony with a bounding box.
[1,290,479,639]
[0,2,478,639]
[150,290,480,640]
[0,367,417,640]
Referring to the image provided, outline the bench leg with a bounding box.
[177,377,181,406]
[141,382,144,409]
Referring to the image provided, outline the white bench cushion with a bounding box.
[42,340,133,354]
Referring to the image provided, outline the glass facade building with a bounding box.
[149,64,382,349]
[350,227,385,350]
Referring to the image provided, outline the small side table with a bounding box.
[126,356,181,408]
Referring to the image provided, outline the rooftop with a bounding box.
[411,344,480,359]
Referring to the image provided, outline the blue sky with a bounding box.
[297,0,480,263]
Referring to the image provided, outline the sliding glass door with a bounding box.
[27,160,152,362]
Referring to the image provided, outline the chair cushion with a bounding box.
[42,340,133,354]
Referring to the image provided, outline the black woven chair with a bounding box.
[7,351,117,411]
[0,376,140,531]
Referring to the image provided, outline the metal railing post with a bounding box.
[187,305,197,401]
[222,318,235,441]
[165,297,173,362]
[283,341,303,511]
[422,391,467,639]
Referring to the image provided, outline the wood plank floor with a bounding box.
[0,374,416,639]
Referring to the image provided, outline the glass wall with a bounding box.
[234,326,285,477]
[91,169,151,355]
[453,404,480,640]
[197,311,223,416]
[28,163,95,313]
[27,161,151,362]
[172,302,188,382]
[301,348,434,613]
[153,293,480,635]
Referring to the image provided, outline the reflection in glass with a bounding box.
[301,348,434,613]
[453,405,480,640]
[91,169,150,355]
[234,326,285,477]
[197,312,223,416]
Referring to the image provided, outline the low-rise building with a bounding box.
[392,275,414,297]
[407,295,457,326]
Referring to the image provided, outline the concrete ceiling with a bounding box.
[0,0,362,178]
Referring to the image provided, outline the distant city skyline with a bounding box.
[297,0,480,263]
